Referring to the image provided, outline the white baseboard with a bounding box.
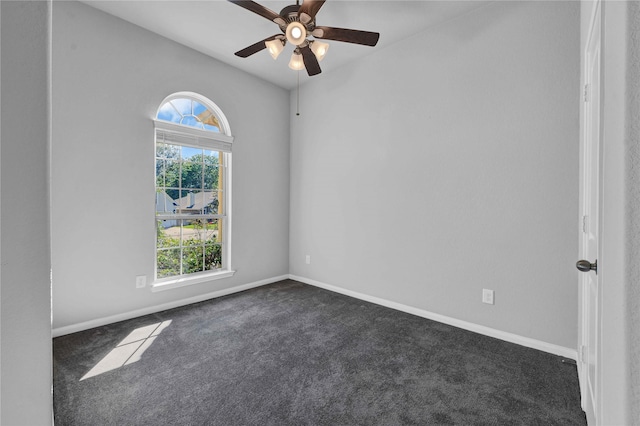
[289,274,577,360]
[52,274,290,337]
[53,273,578,361]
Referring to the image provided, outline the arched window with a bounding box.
[153,92,234,289]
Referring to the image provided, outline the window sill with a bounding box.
[151,270,236,292]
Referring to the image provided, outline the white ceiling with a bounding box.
[81,0,491,90]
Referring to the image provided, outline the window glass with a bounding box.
[156,98,223,132]
[157,103,181,123]
[170,98,191,116]
[155,93,230,282]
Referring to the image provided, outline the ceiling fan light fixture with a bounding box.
[310,40,329,61]
[285,21,307,45]
[288,50,305,70]
[265,39,285,60]
[228,0,381,78]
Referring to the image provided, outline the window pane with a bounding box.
[157,103,181,123]
[202,192,217,215]
[177,190,203,214]
[193,101,207,117]
[170,99,191,116]
[156,143,180,159]
[203,171,216,190]
[198,108,221,131]
[158,143,180,159]
[203,150,219,190]
[157,248,181,278]
[181,146,202,161]
[165,188,180,201]
[182,219,207,244]
[204,219,221,244]
[204,193,218,215]
[155,160,165,187]
[177,190,194,213]
[156,143,167,158]
[196,192,209,213]
[181,161,202,189]
[183,245,204,274]
[156,192,177,216]
[181,115,204,129]
[204,244,222,270]
[165,160,180,188]
[157,221,179,248]
[203,165,219,190]
[182,221,200,245]
[203,124,220,133]
[203,149,218,160]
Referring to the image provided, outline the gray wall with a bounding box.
[289,1,580,350]
[1,1,53,424]
[627,1,640,420]
[592,0,640,422]
[51,1,290,330]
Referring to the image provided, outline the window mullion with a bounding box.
[157,214,224,220]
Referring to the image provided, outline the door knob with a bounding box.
[576,259,597,273]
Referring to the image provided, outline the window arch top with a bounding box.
[155,92,231,136]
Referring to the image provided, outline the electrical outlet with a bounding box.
[305,255,311,265]
[136,275,147,289]
[482,289,494,305]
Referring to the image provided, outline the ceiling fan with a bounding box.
[228,0,380,76]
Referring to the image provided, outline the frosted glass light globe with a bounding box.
[286,22,307,46]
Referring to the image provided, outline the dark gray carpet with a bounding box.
[53,280,586,425]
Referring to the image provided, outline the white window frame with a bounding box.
[151,92,235,292]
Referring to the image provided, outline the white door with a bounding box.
[579,1,601,423]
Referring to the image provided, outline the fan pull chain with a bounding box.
[296,71,300,116]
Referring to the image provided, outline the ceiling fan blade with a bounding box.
[312,26,380,47]
[235,34,281,58]
[227,0,286,25]
[300,45,322,76]
[298,0,326,24]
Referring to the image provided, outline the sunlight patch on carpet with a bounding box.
[80,320,172,381]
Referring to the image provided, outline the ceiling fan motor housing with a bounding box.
[279,4,316,36]
[279,5,300,20]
